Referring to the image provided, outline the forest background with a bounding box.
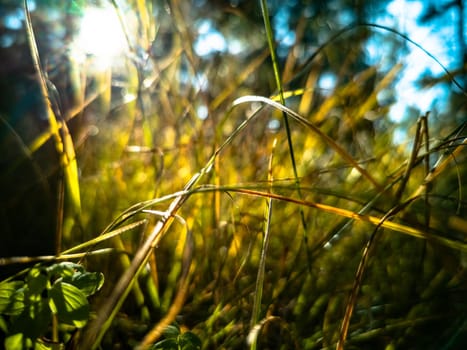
[0,0,466,349]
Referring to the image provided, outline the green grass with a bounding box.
[1,1,466,349]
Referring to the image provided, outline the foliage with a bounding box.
[152,324,201,350]
[0,1,466,349]
[0,262,104,349]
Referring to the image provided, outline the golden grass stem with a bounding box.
[23,0,81,245]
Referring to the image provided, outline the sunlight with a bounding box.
[74,6,128,69]
[373,0,454,144]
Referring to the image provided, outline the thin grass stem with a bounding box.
[250,138,277,350]
[259,0,312,271]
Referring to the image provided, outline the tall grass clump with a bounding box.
[0,1,466,349]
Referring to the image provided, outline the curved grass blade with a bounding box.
[61,219,148,255]
[233,95,384,192]
[190,186,467,252]
[336,210,392,350]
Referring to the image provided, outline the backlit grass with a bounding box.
[0,1,466,349]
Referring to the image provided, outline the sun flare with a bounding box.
[75,6,128,68]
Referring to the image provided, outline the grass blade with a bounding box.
[233,95,384,192]
[260,0,315,271]
[191,186,467,252]
[23,0,81,243]
[250,139,277,350]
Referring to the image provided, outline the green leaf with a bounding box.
[34,339,55,350]
[46,262,83,279]
[162,324,181,338]
[63,271,104,297]
[5,333,24,350]
[0,282,26,316]
[25,269,48,297]
[48,282,89,328]
[0,315,8,333]
[179,332,201,349]
[151,338,178,350]
[9,300,51,340]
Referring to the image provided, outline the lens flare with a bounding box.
[75,6,127,69]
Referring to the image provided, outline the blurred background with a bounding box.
[0,0,466,348]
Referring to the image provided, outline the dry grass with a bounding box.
[0,1,466,349]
